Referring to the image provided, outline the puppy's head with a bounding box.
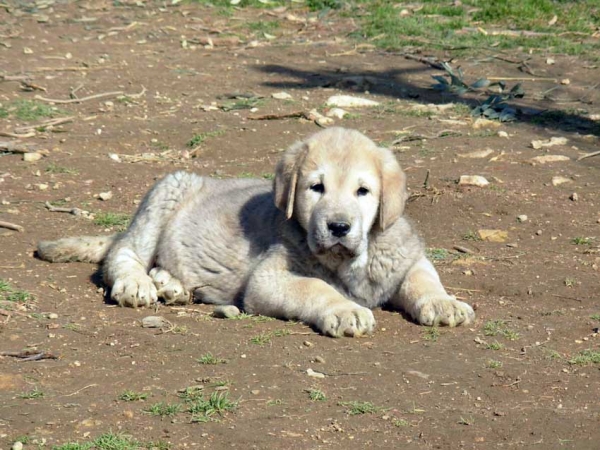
[275,127,407,259]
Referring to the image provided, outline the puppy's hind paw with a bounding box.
[111,274,158,308]
[319,304,376,338]
[412,295,475,327]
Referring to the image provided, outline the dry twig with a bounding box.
[577,150,600,161]
[0,220,24,232]
[1,350,58,361]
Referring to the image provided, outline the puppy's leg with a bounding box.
[245,256,375,337]
[149,268,191,305]
[104,172,204,307]
[389,256,474,327]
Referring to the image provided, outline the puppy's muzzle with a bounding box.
[328,221,351,238]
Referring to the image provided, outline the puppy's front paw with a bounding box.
[411,295,474,327]
[149,268,191,305]
[111,274,158,307]
[319,303,375,338]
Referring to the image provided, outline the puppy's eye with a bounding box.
[357,187,369,197]
[310,183,325,194]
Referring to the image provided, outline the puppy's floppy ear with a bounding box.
[378,149,408,231]
[274,140,309,219]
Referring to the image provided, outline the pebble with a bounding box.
[551,176,572,186]
[325,95,380,108]
[108,153,122,163]
[37,183,49,191]
[536,230,543,236]
[569,192,578,202]
[529,155,570,164]
[23,152,43,162]
[98,191,113,201]
[314,356,325,364]
[271,92,292,100]
[141,316,168,328]
[517,215,528,223]
[12,442,23,450]
[325,107,348,119]
[497,131,509,138]
[306,368,325,378]
[303,340,314,348]
[47,313,59,319]
[530,137,568,150]
[458,149,494,159]
[213,305,241,319]
[458,175,489,187]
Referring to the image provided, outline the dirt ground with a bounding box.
[1,1,600,449]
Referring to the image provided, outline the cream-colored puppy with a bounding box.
[38,128,474,337]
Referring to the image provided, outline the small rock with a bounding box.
[517,215,528,223]
[37,183,49,191]
[47,313,59,320]
[251,390,260,395]
[497,131,509,138]
[314,356,325,363]
[536,230,543,236]
[271,92,292,100]
[458,175,489,187]
[98,191,113,201]
[306,109,334,126]
[551,176,572,186]
[546,57,555,65]
[472,118,501,129]
[325,95,380,108]
[141,316,169,328]
[560,78,570,85]
[108,153,121,163]
[529,155,570,164]
[478,229,508,243]
[325,108,348,119]
[458,149,494,159]
[303,340,314,348]
[569,192,579,202]
[213,305,241,319]
[23,152,43,162]
[530,136,568,149]
[12,442,23,450]
[306,368,325,378]
[23,47,33,54]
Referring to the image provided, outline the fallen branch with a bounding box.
[0,220,24,232]
[1,350,58,361]
[15,116,76,134]
[0,131,36,138]
[35,90,124,104]
[1,74,31,82]
[44,201,87,217]
[393,130,462,144]
[401,53,445,70]
[577,150,600,161]
[0,140,38,153]
[249,111,307,121]
[551,294,583,303]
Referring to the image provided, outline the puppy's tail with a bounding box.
[37,234,120,263]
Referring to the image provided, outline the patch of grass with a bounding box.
[237,171,255,178]
[0,279,33,303]
[52,432,169,450]
[45,163,78,175]
[591,314,600,322]
[571,236,592,246]
[144,401,182,417]
[18,387,44,399]
[339,400,383,416]
[250,331,272,346]
[10,99,65,121]
[0,105,9,118]
[486,359,503,369]
[564,277,577,287]
[458,416,474,426]
[186,130,224,148]
[93,212,131,231]
[568,349,600,366]
[392,418,409,427]
[118,390,148,402]
[483,319,520,341]
[221,97,264,111]
[423,326,440,342]
[197,352,227,365]
[187,391,237,422]
[262,173,275,180]
[463,230,482,242]
[544,349,562,360]
[178,386,205,402]
[307,0,343,11]
[267,398,283,406]
[308,388,326,402]
[247,20,280,34]
[356,1,600,59]
[426,248,450,261]
[486,340,504,351]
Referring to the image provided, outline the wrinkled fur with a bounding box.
[37,128,474,337]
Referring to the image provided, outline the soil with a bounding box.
[1,2,599,449]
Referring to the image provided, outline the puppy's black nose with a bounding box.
[328,221,351,237]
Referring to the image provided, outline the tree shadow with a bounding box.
[255,63,600,139]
